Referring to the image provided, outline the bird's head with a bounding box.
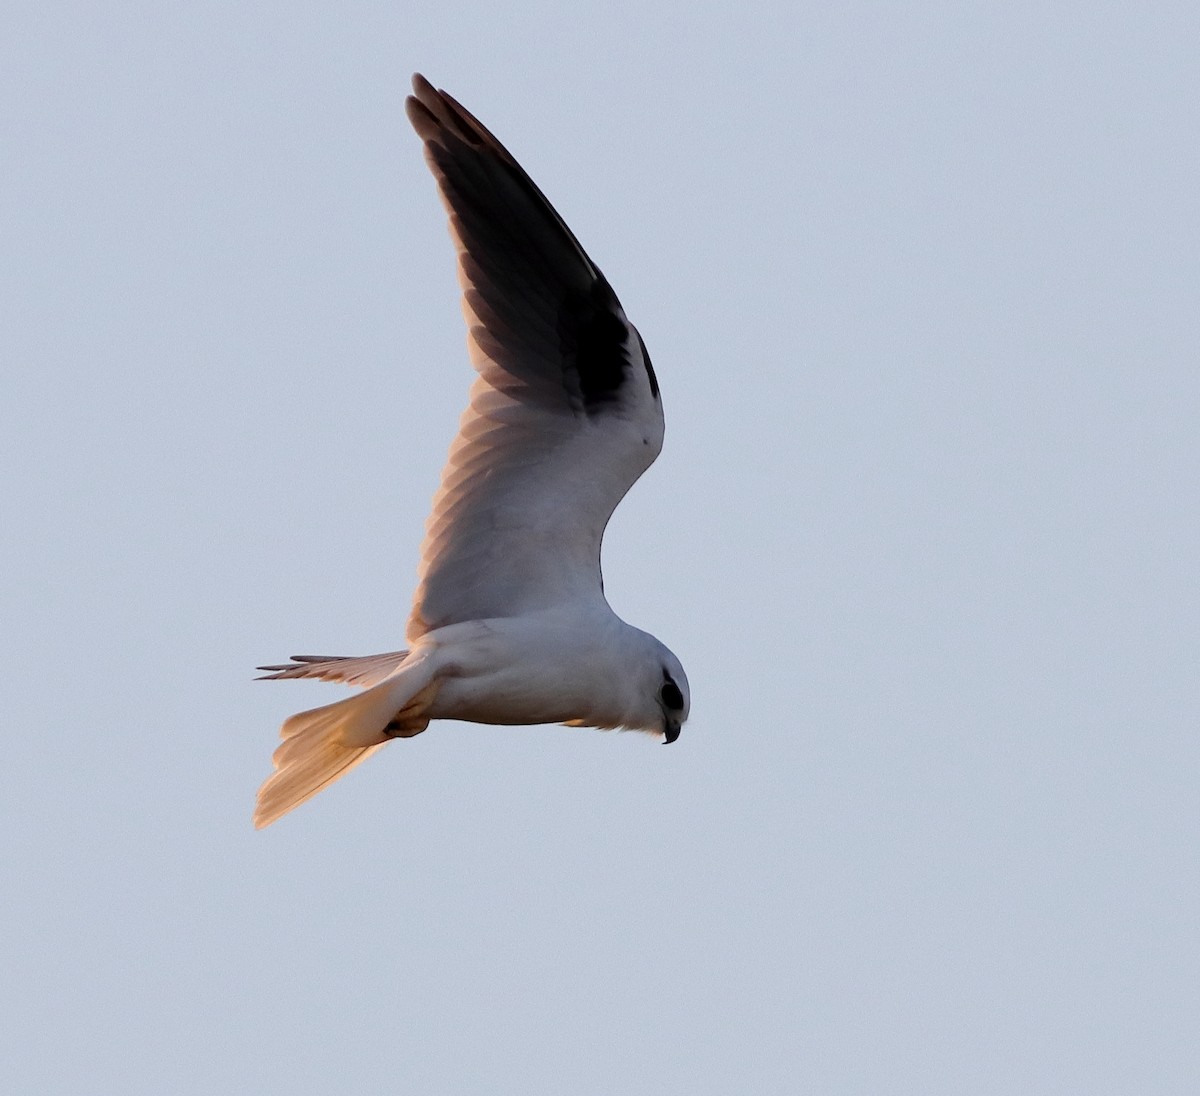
[647,641,689,744]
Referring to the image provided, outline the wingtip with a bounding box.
[405,86,437,134]
[407,73,439,123]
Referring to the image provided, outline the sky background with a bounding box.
[3,2,1198,1092]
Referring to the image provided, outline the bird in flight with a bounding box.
[253,74,690,828]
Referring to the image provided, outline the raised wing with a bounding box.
[404,75,664,641]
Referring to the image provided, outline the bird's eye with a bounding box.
[660,677,684,711]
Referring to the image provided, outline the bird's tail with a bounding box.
[253,654,440,829]
[255,650,409,688]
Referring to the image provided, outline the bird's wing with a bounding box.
[404,75,664,642]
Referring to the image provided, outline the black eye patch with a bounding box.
[661,678,684,711]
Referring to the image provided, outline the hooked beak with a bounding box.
[663,719,681,745]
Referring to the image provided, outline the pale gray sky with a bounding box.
[3,2,1198,1093]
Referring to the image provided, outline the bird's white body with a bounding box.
[420,610,682,731]
[302,611,679,741]
[253,75,689,828]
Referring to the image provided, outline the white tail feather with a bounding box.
[253,656,438,829]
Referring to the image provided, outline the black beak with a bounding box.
[663,720,681,744]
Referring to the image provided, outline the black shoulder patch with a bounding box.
[559,277,630,415]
